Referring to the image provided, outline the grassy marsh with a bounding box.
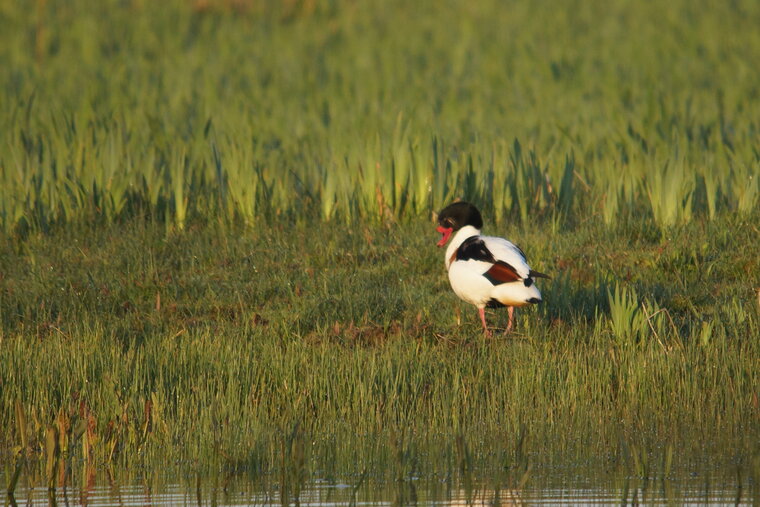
[1,217,758,477]
[1,0,759,499]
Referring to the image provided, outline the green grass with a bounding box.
[1,0,759,495]
[1,0,759,231]
[1,215,758,475]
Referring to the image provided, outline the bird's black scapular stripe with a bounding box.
[455,236,496,263]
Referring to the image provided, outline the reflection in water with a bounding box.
[7,472,753,506]
[444,489,522,506]
[4,429,756,506]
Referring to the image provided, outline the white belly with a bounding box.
[448,260,543,308]
[448,260,495,307]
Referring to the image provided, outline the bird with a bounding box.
[435,201,548,334]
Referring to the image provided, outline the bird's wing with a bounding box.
[480,236,532,278]
[483,261,522,285]
[455,236,497,263]
[454,235,533,287]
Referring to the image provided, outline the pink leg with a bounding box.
[478,307,490,335]
[505,306,515,333]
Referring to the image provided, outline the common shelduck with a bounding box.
[436,202,548,334]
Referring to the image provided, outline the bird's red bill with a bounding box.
[436,226,453,247]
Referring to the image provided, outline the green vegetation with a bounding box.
[1,0,759,232]
[1,0,759,498]
[1,217,758,478]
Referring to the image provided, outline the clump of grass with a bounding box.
[645,156,695,230]
[607,283,648,343]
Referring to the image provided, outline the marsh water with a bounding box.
[7,468,751,506]
[6,437,757,506]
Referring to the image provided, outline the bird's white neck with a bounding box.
[444,225,481,269]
